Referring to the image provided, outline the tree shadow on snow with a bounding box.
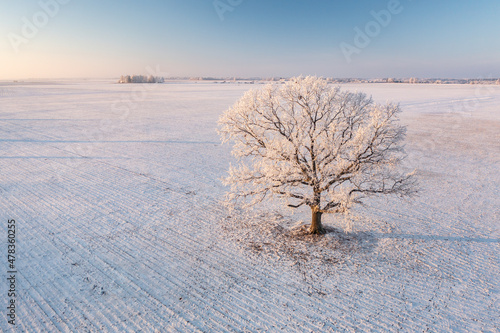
[373,233,499,243]
[282,224,379,261]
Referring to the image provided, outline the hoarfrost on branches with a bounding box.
[219,76,417,234]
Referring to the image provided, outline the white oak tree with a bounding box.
[219,76,416,234]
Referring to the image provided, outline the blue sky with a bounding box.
[1,0,499,79]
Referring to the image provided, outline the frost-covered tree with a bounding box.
[218,76,416,234]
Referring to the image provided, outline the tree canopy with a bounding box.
[219,76,416,234]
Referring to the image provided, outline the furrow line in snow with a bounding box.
[30,228,202,331]
[0,119,224,198]
[0,194,101,332]
[42,196,315,332]
[49,229,237,332]
[6,180,205,332]
[4,193,136,332]
[9,162,252,331]
[2,158,336,330]
[27,161,372,330]
[0,178,149,331]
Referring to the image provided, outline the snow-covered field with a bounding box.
[0,81,498,332]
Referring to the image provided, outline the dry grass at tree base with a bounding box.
[221,212,379,291]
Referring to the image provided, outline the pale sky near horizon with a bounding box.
[1,0,499,80]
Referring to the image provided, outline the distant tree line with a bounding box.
[139,76,500,85]
[118,75,165,83]
[326,78,500,85]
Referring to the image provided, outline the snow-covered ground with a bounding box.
[0,81,498,332]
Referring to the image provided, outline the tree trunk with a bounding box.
[309,207,325,234]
